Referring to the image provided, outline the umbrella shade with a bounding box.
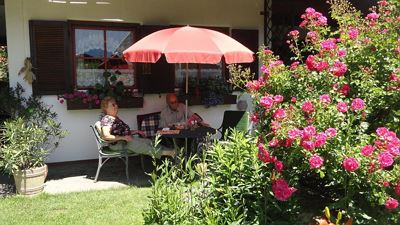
[123,26,254,64]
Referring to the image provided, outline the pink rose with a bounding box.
[272,179,297,201]
[351,98,365,111]
[320,38,337,51]
[315,132,327,147]
[264,49,273,54]
[342,157,359,172]
[309,154,324,169]
[306,55,317,71]
[339,84,350,96]
[316,61,329,72]
[301,140,315,151]
[291,97,297,103]
[385,198,399,209]
[288,128,302,140]
[395,182,400,196]
[303,125,316,138]
[378,152,394,168]
[361,145,374,156]
[337,102,348,113]
[366,12,379,20]
[330,61,347,77]
[274,160,284,172]
[260,96,274,109]
[301,101,314,113]
[325,128,337,138]
[290,61,300,70]
[319,94,331,105]
[306,31,318,42]
[289,30,299,37]
[258,143,272,163]
[337,49,347,58]
[273,95,284,103]
[348,28,359,40]
[376,127,389,137]
[269,139,280,148]
[273,108,286,120]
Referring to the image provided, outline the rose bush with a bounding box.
[242,0,400,223]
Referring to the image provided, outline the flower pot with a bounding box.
[13,164,48,196]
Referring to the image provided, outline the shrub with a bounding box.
[232,0,400,223]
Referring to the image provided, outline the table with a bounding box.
[158,126,216,157]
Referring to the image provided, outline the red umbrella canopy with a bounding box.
[123,26,254,64]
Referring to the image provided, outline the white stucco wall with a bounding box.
[5,0,263,162]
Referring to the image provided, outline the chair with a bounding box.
[90,121,143,183]
[217,110,249,140]
[137,112,161,138]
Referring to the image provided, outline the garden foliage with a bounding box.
[240,0,399,223]
[144,0,399,224]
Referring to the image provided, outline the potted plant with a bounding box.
[0,85,66,195]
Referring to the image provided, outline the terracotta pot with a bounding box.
[13,164,48,196]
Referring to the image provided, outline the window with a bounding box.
[72,25,136,89]
[175,63,224,89]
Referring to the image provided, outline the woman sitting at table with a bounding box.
[99,96,175,158]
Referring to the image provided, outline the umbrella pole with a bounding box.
[185,63,189,158]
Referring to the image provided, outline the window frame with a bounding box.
[68,20,139,90]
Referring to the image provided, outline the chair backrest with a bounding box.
[136,112,161,138]
[219,110,249,139]
[90,121,109,151]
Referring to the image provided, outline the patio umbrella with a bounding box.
[123,25,254,121]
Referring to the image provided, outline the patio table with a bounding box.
[157,126,216,157]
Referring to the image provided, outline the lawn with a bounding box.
[0,187,151,225]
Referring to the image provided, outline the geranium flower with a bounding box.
[309,154,324,169]
[306,55,317,71]
[342,157,359,172]
[306,31,318,42]
[269,139,280,148]
[272,179,297,201]
[303,125,316,138]
[385,198,399,209]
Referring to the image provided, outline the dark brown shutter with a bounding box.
[136,25,174,94]
[29,20,70,95]
[231,29,259,79]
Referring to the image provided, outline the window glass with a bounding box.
[175,63,223,88]
[74,28,135,88]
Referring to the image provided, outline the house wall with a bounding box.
[5,0,263,162]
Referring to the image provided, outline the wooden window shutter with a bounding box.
[231,29,259,79]
[136,25,174,94]
[29,20,70,95]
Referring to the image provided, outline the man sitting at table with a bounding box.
[159,93,193,129]
[159,93,209,150]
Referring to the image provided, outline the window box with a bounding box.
[66,97,143,110]
[179,94,237,106]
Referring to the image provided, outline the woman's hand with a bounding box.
[123,135,133,142]
[131,130,146,137]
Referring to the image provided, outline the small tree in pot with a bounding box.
[0,85,66,195]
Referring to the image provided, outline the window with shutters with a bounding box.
[70,21,137,90]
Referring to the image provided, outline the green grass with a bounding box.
[0,187,151,225]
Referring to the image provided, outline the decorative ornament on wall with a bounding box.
[18,57,36,84]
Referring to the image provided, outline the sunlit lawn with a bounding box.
[0,187,151,225]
